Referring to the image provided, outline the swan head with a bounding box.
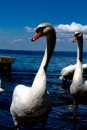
[73,31,83,42]
[31,23,55,41]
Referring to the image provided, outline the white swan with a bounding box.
[70,31,87,116]
[59,64,87,81]
[10,23,56,130]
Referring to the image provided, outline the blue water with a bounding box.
[0,50,87,130]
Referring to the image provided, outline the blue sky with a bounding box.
[0,0,87,51]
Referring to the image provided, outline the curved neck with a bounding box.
[73,37,83,83]
[39,30,56,72]
[77,38,83,63]
[32,30,56,91]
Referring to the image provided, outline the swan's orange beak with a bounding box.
[72,36,77,42]
[31,31,43,41]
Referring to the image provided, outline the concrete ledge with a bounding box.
[0,56,15,72]
[0,56,15,63]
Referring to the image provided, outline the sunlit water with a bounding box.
[0,50,87,130]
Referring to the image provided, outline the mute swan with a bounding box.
[59,64,87,82]
[10,23,56,130]
[70,31,87,116]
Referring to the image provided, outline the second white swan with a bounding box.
[70,31,87,116]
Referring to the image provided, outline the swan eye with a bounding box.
[75,33,81,37]
[36,27,46,33]
[74,34,78,37]
[75,32,79,36]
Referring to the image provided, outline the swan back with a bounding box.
[59,65,76,81]
[59,63,87,81]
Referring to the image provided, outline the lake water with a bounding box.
[0,50,87,130]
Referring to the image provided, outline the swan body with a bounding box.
[10,23,56,129]
[59,64,75,81]
[70,31,87,105]
[59,64,87,81]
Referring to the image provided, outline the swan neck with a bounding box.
[32,29,56,92]
[40,31,56,72]
[77,38,83,63]
[72,37,83,83]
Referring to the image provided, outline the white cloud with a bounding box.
[83,34,87,39]
[0,29,9,35]
[56,38,61,42]
[24,22,87,34]
[53,22,87,44]
[24,26,35,32]
[13,39,23,43]
[1,22,87,51]
[54,22,87,32]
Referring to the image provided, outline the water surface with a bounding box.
[0,50,87,130]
